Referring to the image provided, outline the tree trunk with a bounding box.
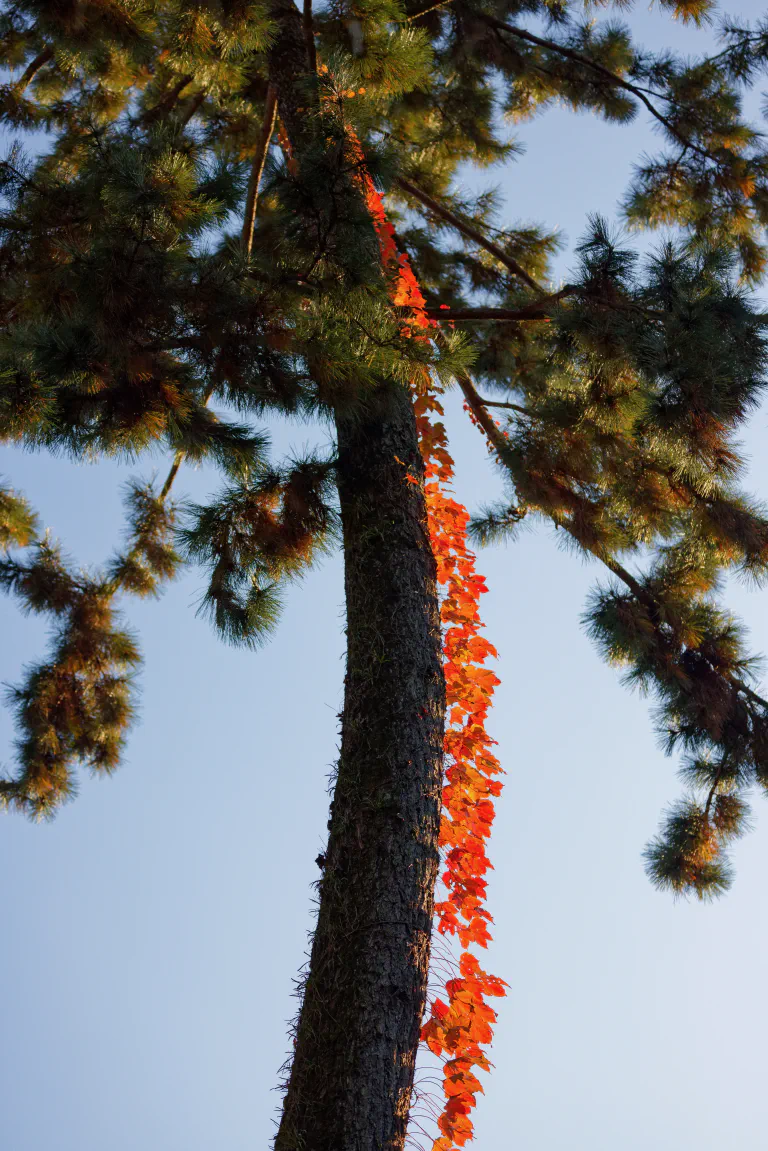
[265,7,446,1143]
[274,383,445,1151]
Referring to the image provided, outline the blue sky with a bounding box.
[3,4,768,1149]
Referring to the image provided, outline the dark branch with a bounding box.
[158,384,213,504]
[457,370,662,612]
[303,0,318,75]
[395,177,546,294]
[425,293,572,322]
[13,46,54,93]
[179,90,206,127]
[142,74,194,125]
[457,370,768,719]
[479,399,536,416]
[473,12,716,164]
[159,452,184,501]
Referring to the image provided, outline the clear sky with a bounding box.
[3,4,768,1150]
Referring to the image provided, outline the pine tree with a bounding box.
[3,3,768,1150]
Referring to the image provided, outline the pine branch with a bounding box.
[159,451,184,501]
[730,677,768,709]
[703,760,728,821]
[13,45,54,93]
[179,90,206,127]
[459,371,676,613]
[479,398,537,416]
[0,158,43,194]
[426,293,667,322]
[457,369,524,449]
[459,372,768,718]
[472,12,717,164]
[425,297,569,321]
[395,177,546,293]
[707,29,766,68]
[142,74,194,125]
[108,386,214,590]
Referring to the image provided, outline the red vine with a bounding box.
[359,146,507,1151]
[285,86,508,1143]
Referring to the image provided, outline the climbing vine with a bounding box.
[360,151,507,1151]
[281,78,508,1144]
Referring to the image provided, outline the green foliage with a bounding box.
[468,501,527,547]
[0,0,451,812]
[3,0,768,900]
[0,133,279,461]
[107,480,182,596]
[0,478,178,814]
[0,536,141,817]
[643,798,735,902]
[464,219,768,897]
[383,3,768,283]
[0,481,38,549]
[181,455,338,646]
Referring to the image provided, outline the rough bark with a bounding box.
[265,7,446,1145]
[266,0,318,149]
[275,387,445,1151]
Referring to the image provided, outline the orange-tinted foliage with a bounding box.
[360,153,507,1151]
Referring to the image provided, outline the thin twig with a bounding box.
[703,761,727,822]
[242,86,279,256]
[158,384,215,502]
[474,12,717,164]
[159,451,185,501]
[731,677,768,709]
[405,0,456,20]
[480,399,536,416]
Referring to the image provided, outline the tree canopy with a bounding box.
[5,1,768,1147]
